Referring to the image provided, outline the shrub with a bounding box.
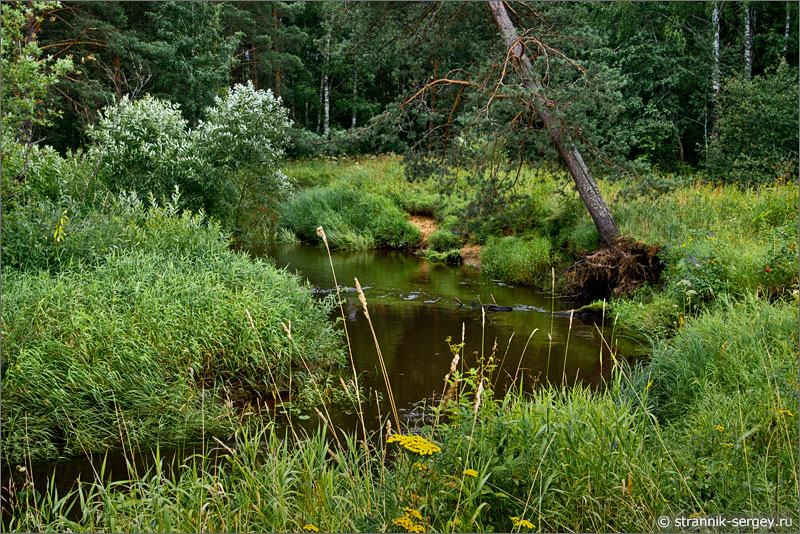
[279,187,420,249]
[195,81,293,224]
[480,235,554,285]
[0,190,228,272]
[707,63,799,186]
[87,84,293,223]
[1,246,344,462]
[86,95,212,212]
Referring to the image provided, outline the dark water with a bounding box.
[260,243,621,432]
[2,243,625,523]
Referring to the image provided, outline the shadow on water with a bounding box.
[2,242,637,525]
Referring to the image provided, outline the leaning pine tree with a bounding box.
[488,0,619,247]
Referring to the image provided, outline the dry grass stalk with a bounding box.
[355,277,400,429]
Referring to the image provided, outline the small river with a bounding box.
[2,243,626,523]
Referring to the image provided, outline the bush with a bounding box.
[1,245,343,462]
[196,81,293,224]
[86,95,212,211]
[707,63,799,186]
[0,134,102,211]
[279,187,420,249]
[481,235,554,285]
[87,85,293,222]
[427,228,462,252]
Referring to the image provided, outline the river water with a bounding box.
[260,243,619,432]
[2,243,624,522]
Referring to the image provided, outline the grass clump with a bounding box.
[2,239,343,463]
[424,248,463,265]
[480,235,554,286]
[427,228,462,252]
[278,186,420,250]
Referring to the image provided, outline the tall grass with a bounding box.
[278,187,420,249]
[2,233,343,464]
[480,235,555,286]
[8,281,796,532]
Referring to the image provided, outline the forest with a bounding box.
[1,1,798,532]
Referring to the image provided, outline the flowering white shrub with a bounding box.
[87,83,294,222]
[196,82,294,216]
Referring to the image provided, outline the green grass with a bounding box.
[427,228,462,252]
[480,235,555,286]
[9,296,797,532]
[2,214,344,463]
[278,186,420,250]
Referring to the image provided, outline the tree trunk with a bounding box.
[744,5,753,79]
[273,4,281,97]
[351,66,358,129]
[323,72,330,138]
[322,35,330,138]
[487,1,619,247]
[712,2,720,100]
[785,2,791,59]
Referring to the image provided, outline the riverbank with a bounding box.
[1,201,347,465]
[7,295,798,532]
[277,155,798,335]
[3,154,797,532]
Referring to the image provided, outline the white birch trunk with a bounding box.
[744,5,753,79]
[785,2,791,59]
[713,2,721,99]
[351,67,358,129]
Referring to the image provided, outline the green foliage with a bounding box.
[0,138,97,211]
[86,85,293,222]
[1,191,224,272]
[279,187,420,250]
[424,248,463,266]
[480,236,554,286]
[427,229,462,252]
[197,81,293,225]
[147,1,239,123]
[708,63,799,186]
[1,230,343,462]
[13,297,797,531]
[0,1,73,138]
[86,95,211,211]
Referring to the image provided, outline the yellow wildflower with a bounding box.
[463,468,478,478]
[413,462,427,471]
[778,410,794,417]
[303,524,319,532]
[510,516,535,529]
[393,515,424,533]
[386,434,441,455]
[715,425,724,432]
[721,442,734,448]
[403,507,424,521]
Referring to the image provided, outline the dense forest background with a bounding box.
[11,1,799,183]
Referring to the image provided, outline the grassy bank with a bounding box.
[279,156,798,331]
[278,187,420,250]
[8,296,797,532]
[1,200,345,464]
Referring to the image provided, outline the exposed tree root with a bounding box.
[564,237,663,301]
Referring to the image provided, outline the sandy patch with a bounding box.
[460,244,483,268]
[408,215,438,247]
